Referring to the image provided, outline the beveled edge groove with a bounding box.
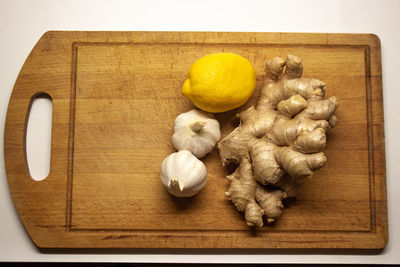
[66,42,78,231]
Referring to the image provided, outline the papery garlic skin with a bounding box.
[172,109,221,158]
[160,150,207,197]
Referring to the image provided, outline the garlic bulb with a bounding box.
[161,150,207,197]
[172,109,221,158]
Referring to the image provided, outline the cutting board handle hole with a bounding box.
[25,93,52,181]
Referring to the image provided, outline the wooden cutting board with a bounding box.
[4,31,387,249]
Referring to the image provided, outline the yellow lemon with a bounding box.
[181,53,257,113]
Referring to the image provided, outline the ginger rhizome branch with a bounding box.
[218,55,338,227]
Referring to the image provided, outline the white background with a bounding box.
[1,0,399,264]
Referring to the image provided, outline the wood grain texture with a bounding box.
[4,31,387,249]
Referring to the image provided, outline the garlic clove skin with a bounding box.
[161,150,207,197]
[172,109,221,158]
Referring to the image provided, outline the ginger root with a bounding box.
[218,55,338,227]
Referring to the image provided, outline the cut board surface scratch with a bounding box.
[4,31,387,249]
